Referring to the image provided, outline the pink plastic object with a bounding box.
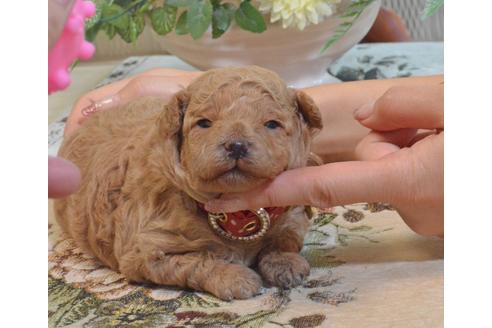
[48,0,96,94]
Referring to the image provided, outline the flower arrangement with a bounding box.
[258,0,342,30]
[86,0,377,52]
[85,0,443,53]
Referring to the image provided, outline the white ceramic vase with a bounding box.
[160,0,381,88]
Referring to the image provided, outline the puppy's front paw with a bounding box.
[258,252,310,289]
[203,263,262,301]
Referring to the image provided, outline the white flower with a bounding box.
[258,0,342,30]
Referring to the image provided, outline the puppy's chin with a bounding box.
[194,168,268,194]
[184,156,288,194]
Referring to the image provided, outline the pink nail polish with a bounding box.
[80,97,114,117]
[81,103,97,117]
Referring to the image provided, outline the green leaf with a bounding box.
[70,60,80,72]
[150,5,177,35]
[114,0,132,7]
[102,4,130,30]
[187,0,213,39]
[104,24,117,40]
[116,17,134,43]
[167,0,191,7]
[235,0,266,33]
[421,0,444,19]
[112,16,138,44]
[138,1,152,13]
[115,12,145,44]
[212,3,235,38]
[133,12,146,37]
[85,22,102,42]
[175,11,189,35]
[85,0,105,30]
[129,19,138,43]
[347,1,373,11]
[339,22,353,28]
[321,0,374,53]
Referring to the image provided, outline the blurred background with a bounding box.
[49,0,444,123]
[382,0,443,41]
[89,0,444,61]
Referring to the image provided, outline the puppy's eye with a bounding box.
[196,119,212,128]
[264,120,281,130]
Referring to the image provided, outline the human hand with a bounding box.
[48,156,81,198]
[205,83,444,236]
[48,0,76,50]
[49,0,80,198]
[65,68,202,135]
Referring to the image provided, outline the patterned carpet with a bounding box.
[49,203,442,328]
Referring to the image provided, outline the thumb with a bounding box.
[205,160,399,213]
[48,156,81,198]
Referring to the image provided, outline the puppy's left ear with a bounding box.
[156,89,191,186]
[159,89,190,139]
[292,89,323,133]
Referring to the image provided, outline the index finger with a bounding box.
[355,82,444,131]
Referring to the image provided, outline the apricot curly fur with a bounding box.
[54,66,323,300]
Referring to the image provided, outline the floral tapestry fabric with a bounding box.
[48,203,443,328]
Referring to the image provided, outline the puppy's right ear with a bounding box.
[293,89,323,132]
[158,90,190,141]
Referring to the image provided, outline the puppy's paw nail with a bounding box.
[204,263,262,300]
[259,252,310,289]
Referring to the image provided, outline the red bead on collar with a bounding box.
[198,203,286,242]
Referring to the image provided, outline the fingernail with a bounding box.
[80,97,114,117]
[353,102,374,121]
[80,103,97,117]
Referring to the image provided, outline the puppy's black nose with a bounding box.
[225,141,248,159]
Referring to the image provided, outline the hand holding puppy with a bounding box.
[65,69,201,135]
[206,83,444,237]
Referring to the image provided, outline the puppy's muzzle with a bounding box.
[225,140,249,160]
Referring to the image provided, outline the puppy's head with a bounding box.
[158,66,322,196]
